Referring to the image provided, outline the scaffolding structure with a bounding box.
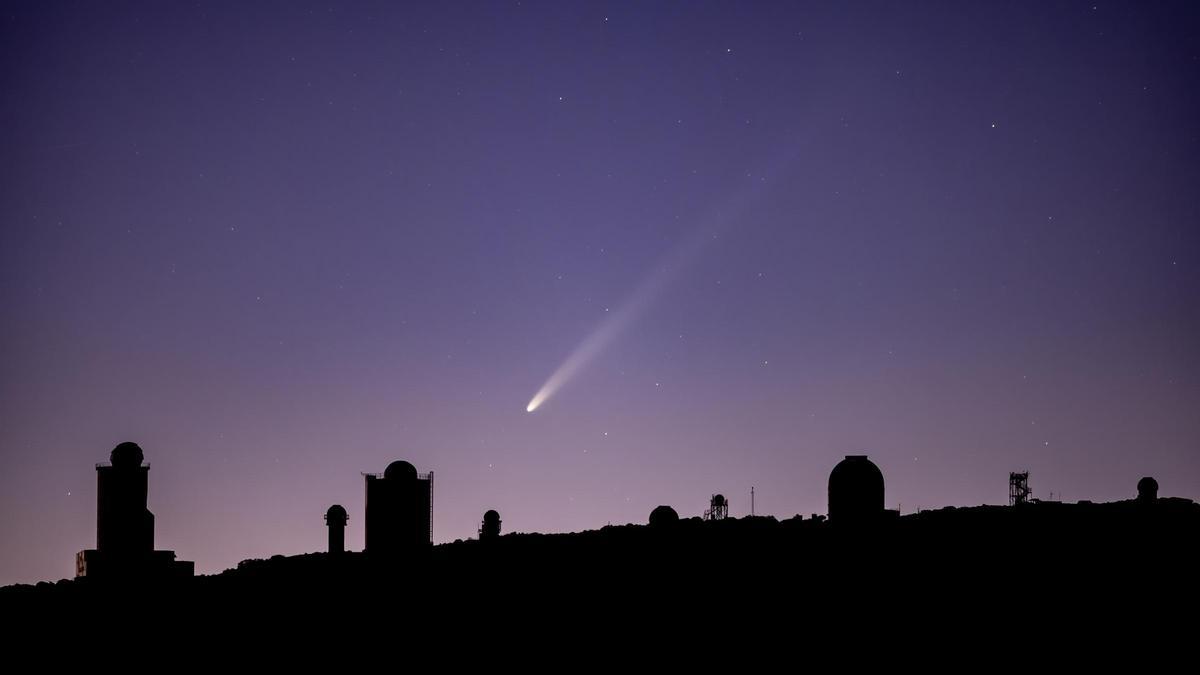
[704,494,729,521]
[1009,471,1032,506]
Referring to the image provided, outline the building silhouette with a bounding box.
[828,455,885,525]
[1137,477,1158,504]
[75,442,193,579]
[479,509,501,540]
[704,494,728,521]
[649,505,679,527]
[364,460,433,556]
[325,504,348,554]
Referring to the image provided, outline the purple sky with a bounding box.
[2,1,1198,585]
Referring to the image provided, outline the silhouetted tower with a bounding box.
[704,494,729,521]
[325,504,348,555]
[75,442,193,579]
[480,509,501,540]
[649,505,679,527]
[97,442,154,555]
[1009,472,1032,506]
[364,460,433,556]
[1137,477,1158,504]
[828,455,885,525]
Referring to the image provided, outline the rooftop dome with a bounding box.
[325,504,348,524]
[483,509,501,523]
[828,455,885,524]
[384,460,417,481]
[110,442,144,469]
[648,505,679,527]
[713,494,726,506]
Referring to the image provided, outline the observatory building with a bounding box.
[364,460,433,556]
[75,442,194,579]
[325,504,348,555]
[479,509,501,540]
[828,455,885,525]
[649,505,679,527]
[1137,477,1159,504]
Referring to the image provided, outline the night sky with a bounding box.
[2,1,1198,585]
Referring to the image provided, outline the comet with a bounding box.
[524,144,800,413]
[524,227,714,413]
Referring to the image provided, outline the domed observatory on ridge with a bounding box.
[648,505,679,527]
[479,509,502,540]
[364,460,433,556]
[75,442,194,579]
[827,455,885,526]
[1137,477,1159,505]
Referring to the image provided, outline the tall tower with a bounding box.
[96,442,154,555]
[364,460,433,556]
[1009,472,1032,506]
[325,504,348,555]
[75,442,193,579]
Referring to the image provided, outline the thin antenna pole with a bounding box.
[751,486,755,517]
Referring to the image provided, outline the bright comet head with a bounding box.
[525,392,546,412]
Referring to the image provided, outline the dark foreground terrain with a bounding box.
[4,497,1198,652]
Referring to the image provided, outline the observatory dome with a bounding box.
[828,455,884,524]
[384,460,418,481]
[1137,476,1158,502]
[483,509,501,523]
[648,505,679,527]
[326,504,348,523]
[110,442,145,469]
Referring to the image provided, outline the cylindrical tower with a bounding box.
[325,504,348,554]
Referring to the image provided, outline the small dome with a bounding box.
[483,509,501,523]
[384,460,417,481]
[648,505,679,527]
[828,455,885,523]
[713,494,726,506]
[1137,476,1158,502]
[325,504,348,524]
[110,442,144,469]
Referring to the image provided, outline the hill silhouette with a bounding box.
[5,445,1198,652]
[6,496,1198,631]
